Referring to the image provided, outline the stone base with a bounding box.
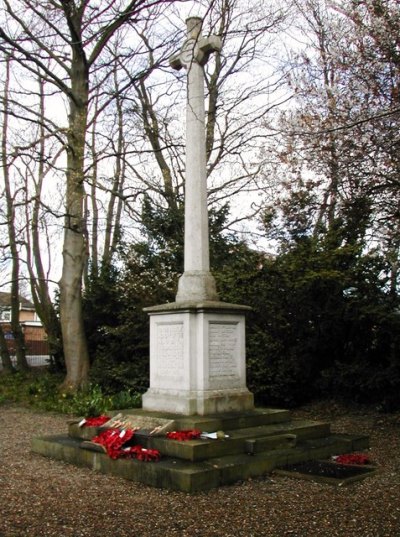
[142,388,254,415]
[176,270,219,302]
[32,407,371,493]
[142,300,254,416]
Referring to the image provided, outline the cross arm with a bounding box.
[197,36,222,66]
[169,34,222,71]
[169,52,183,70]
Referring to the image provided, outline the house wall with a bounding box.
[19,310,36,322]
[1,323,49,356]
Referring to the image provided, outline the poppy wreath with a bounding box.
[82,416,110,427]
[92,428,135,459]
[128,445,161,462]
[166,429,202,441]
[334,453,370,465]
[91,428,161,462]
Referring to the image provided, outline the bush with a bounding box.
[80,198,400,410]
[0,370,142,416]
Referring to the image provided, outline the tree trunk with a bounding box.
[25,75,64,370]
[89,93,100,279]
[103,75,125,266]
[137,78,177,210]
[59,49,90,392]
[0,0,173,390]
[0,324,14,374]
[2,55,29,371]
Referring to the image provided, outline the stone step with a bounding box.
[301,433,370,453]
[32,431,369,493]
[244,434,297,454]
[135,419,330,461]
[227,420,331,441]
[69,415,330,462]
[118,407,292,433]
[196,433,370,487]
[32,407,370,493]
[68,407,291,442]
[32,434,221,493]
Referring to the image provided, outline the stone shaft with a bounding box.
[171,17,221,302]
[185,37,209,273]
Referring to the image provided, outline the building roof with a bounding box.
[0,292,35,310]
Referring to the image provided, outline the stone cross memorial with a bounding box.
[170,16,220,302]
[142,17,254,415]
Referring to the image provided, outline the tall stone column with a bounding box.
[170,17,219,302]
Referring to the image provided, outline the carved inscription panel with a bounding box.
[209,322,240,379]
[155,322,184,380]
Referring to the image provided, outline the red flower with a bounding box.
[166,429,202,441]
[127,446,161,462]
[91,428,161,462]
[92,428,135,459]
[334,453,370,465]
[82,416,110,427]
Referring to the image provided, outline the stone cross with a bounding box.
[170,17,221,302]
[142,20,253,415]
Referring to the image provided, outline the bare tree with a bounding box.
[1,53,29,371]
[335,0,400,296]
[259,0,399,298]
[115,0,290,233]
[0,0,184,390]
[86,53,130,275]
[22,73,64,366]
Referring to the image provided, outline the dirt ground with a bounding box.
[0,401,399,537]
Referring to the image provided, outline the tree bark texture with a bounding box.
[0,323,14,374]
[59,32,90,390]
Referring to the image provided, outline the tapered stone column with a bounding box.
[171,17,220,302]
[142,18,254,415]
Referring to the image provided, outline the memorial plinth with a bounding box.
[142,301,254,415]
